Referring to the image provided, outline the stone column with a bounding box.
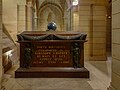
[108,0,120,90]
[33,11,38,30]
[73,6,79,31]
[17,0,27,33]
[63,4,67,31]
[0,0,2,88]
[67,9,73,31]
[26,1,34,31]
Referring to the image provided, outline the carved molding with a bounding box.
[17,33,87,41]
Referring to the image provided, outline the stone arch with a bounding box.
[38,1,64,31]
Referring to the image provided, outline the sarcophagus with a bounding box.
[15,31,89,78]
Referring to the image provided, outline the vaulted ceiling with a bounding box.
[37,0,70,11]
[31,0,71,12]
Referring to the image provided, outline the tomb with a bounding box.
[15,31,89,78]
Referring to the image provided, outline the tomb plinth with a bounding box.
[15,31,89,78]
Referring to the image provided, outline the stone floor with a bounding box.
[1,56,111,90]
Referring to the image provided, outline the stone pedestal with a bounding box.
[15,67,89,78]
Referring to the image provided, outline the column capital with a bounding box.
[17,0,26,5]
[27,0,32,2]
[27,1,32,6]
[26,0,35,11]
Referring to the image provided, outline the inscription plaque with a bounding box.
[33,42,72,67]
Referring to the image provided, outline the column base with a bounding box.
[108,85,116,90]
[85,55,107,61]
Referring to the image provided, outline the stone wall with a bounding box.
[2,0,20,66]
[108,0,120,89]
[0,0,2,88]
[17,0,26,33]
[3,0,17,41]
[74,0,107,60]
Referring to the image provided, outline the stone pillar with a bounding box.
[73,6,79,31]
[63,3,67,31]
[67,9,73,31]
[17,0,27,33]
[0,0,2,88]
[67,10,71,31]
[26,1,34,31]
[33,10,38,30]
[108,0,120,90]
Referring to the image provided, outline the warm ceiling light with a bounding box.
[72,0,78,6]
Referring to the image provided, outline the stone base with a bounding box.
[86,55,107,61]
[107,85,116,90]
[15,67,89,78]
